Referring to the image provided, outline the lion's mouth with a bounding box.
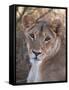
[33,56,40,61]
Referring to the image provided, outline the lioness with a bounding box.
[23,15,66,83]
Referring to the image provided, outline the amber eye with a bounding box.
[45,36,51,41]
[30,34,34,39]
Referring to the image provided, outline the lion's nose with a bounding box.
[32,50,41,56]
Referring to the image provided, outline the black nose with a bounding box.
[32,50,41,56]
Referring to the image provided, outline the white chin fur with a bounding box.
[29,52,46,64]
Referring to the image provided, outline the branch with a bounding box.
[16,7,28,24]
[36,9,52,22]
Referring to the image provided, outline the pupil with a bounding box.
[45,36,50,41]
[30,34,34,38]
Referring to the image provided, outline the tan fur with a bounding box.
[23,17,66,82]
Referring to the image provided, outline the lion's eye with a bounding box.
[30,34,34,39]
[45,36,51,41]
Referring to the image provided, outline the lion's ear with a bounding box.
[52,19,65,38]
[22,15,35,29]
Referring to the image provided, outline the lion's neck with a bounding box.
[27,59,42,82]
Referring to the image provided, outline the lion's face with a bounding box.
[24,21,62,64]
